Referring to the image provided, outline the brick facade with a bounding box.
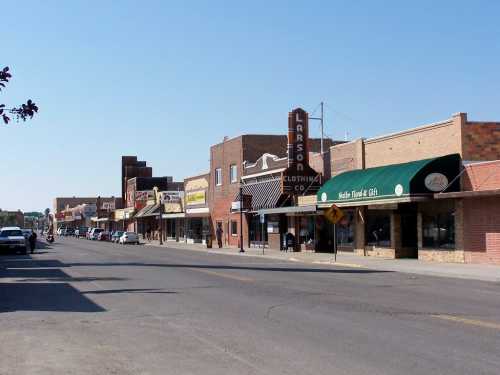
[209,135,288,247]
[463,197,500,265]
[463,122,500,161]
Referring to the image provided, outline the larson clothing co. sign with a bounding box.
[282,108,321,195]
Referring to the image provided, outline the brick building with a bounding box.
[209,130,338,249]
[121,156,152,203]
[317,112,500,264]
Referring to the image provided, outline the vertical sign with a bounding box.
[287,108,309,170]
[283,108,321,195]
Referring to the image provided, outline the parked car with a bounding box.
[111,231,124,243]
[0,227,28,254]
[97,231,110,241]
[75,227,88,238]
[89,228,104,240]
[119,232,140,245]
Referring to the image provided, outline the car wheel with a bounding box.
[20,247,27,255]
[136,241,140,245]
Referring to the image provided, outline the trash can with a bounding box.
[206,233,212,248]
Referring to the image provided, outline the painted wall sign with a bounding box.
[424,173,448,192]
[186,190,206,206]
[282,108,321,195]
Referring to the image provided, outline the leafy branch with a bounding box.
[0,66,39,124]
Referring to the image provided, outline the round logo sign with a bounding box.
[425,173,448,192]
[321,192,327,202]
[394,184,404,196]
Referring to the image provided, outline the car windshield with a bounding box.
[115,231,124,235]
[126,232,135,235]
[1,230,23,237]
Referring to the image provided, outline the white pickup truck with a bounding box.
[0,226,28,254]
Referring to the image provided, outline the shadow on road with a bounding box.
[65,262,390,274]
[0,249,106,314]
[82,288,177,295]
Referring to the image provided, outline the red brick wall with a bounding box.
[209,135,289,247]
[462,160,500,191]
[463,197,500,264]
[463,122,500,161]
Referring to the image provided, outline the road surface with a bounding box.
[1,238,499,375]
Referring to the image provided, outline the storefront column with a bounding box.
[391,212,402,258]
[417,211,423,250]
[454,199,466,262]
[354,207,366,256]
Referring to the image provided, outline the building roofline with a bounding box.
[365,118,454,144]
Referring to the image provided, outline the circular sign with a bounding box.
[321,192,327,202]
[425,173,448,192]
[394,184,404,196]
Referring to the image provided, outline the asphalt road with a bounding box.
[1,238,499,375]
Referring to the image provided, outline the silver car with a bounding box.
[119,232,140,245]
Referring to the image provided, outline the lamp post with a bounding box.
[239,182,244,253]
[159,192,164,245]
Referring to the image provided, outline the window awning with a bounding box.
[318,154,460,207]
[234,178,285,211]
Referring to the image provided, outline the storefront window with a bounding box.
[422,211,455,249]
[299,216,315,247]
[366,213,391,247]
[231,221,238,236]
[249,215,268,244]
[337,210,355,248]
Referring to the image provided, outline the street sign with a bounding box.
[324,204,344,224]
[260,213,265,224]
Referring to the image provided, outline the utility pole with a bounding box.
[320,101,324,155]
[310,101,325,157]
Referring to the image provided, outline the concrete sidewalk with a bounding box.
[143,239,500,283]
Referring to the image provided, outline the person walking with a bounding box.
[29,231,37,253]
[216,223,223,248]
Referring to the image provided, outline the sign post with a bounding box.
[324,204,344,262]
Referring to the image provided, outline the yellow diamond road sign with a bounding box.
[324,204,344,224]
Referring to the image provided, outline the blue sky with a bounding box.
[1,0,499,212]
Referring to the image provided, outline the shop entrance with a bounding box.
[400,204,418,258]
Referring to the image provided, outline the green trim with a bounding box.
[318,154,460,205]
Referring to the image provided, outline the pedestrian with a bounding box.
[29,230,37,253]
[216,223,223,248]
[146,227,151,242]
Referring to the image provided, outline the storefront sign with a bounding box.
[337,188,380,201]
[186,190,206,206]
[282,108,321,195]
[424,173,448,192]
[160,191,183,204]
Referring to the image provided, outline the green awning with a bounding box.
[318,154,460,206]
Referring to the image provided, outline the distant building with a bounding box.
[0,210,24,228]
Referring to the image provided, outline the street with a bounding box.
[1,238,500,375]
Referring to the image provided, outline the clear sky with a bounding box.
[1,0,499,212]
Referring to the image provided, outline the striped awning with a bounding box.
[134,204,160,218]
[234,178,285,211]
